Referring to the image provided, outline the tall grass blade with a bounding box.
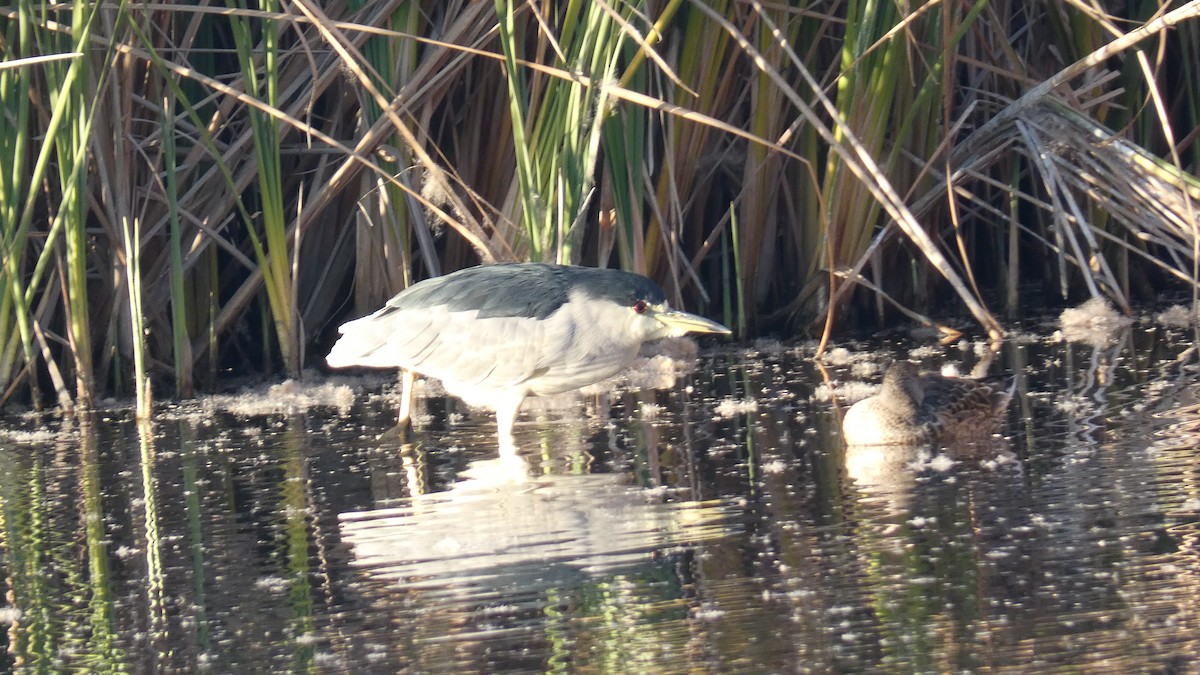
[230,0,300,377]
[121,213,150,418]
[495,1,637,263]
[163,99,193,398]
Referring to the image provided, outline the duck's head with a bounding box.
[881,361,925,407]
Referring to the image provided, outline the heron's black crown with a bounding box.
[382,263,667,320]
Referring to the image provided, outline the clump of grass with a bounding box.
[495,0,639,263]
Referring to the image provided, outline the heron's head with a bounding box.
[567,268,731,344]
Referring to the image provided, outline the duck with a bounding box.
[841,361,1013,446]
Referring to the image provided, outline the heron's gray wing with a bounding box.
[329,264,577,366]
[328,303,544,385]
[408,312,549,394]
[385,264,570,320]
[325,305,438,369]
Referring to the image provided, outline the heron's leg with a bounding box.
[397,369,415,429]
[495,394,526,458]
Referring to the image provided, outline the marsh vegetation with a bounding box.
[2,1,1200,412]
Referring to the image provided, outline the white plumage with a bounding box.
[327,263,730,454]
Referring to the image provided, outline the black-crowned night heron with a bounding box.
[327,263,730,453]
[841,361,1013,446]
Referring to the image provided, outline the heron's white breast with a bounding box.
[525,289,648,396]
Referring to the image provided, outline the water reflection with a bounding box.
[844,439,1016,512]
[2,330,1200,670]
[837,436,1036,671]
[342,458,735,586]
[338,454,738,671]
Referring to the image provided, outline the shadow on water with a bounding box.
[3,322,1200,671]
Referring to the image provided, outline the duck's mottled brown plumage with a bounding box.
[842,361,1013,446]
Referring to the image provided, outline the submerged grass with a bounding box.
[1,0,1200,408]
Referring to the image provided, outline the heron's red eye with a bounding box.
[633,300,648,314]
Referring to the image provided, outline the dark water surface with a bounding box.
[3,325,1200,672]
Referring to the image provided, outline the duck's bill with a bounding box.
[654,309,732,336]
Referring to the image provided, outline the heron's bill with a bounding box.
[654,308,732,336]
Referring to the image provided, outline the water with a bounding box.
[3,324,1200,672]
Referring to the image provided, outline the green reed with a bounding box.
[0,7,38,403]
[495,0,636,263]
[230,0,300,378]
[163,100,192,398]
